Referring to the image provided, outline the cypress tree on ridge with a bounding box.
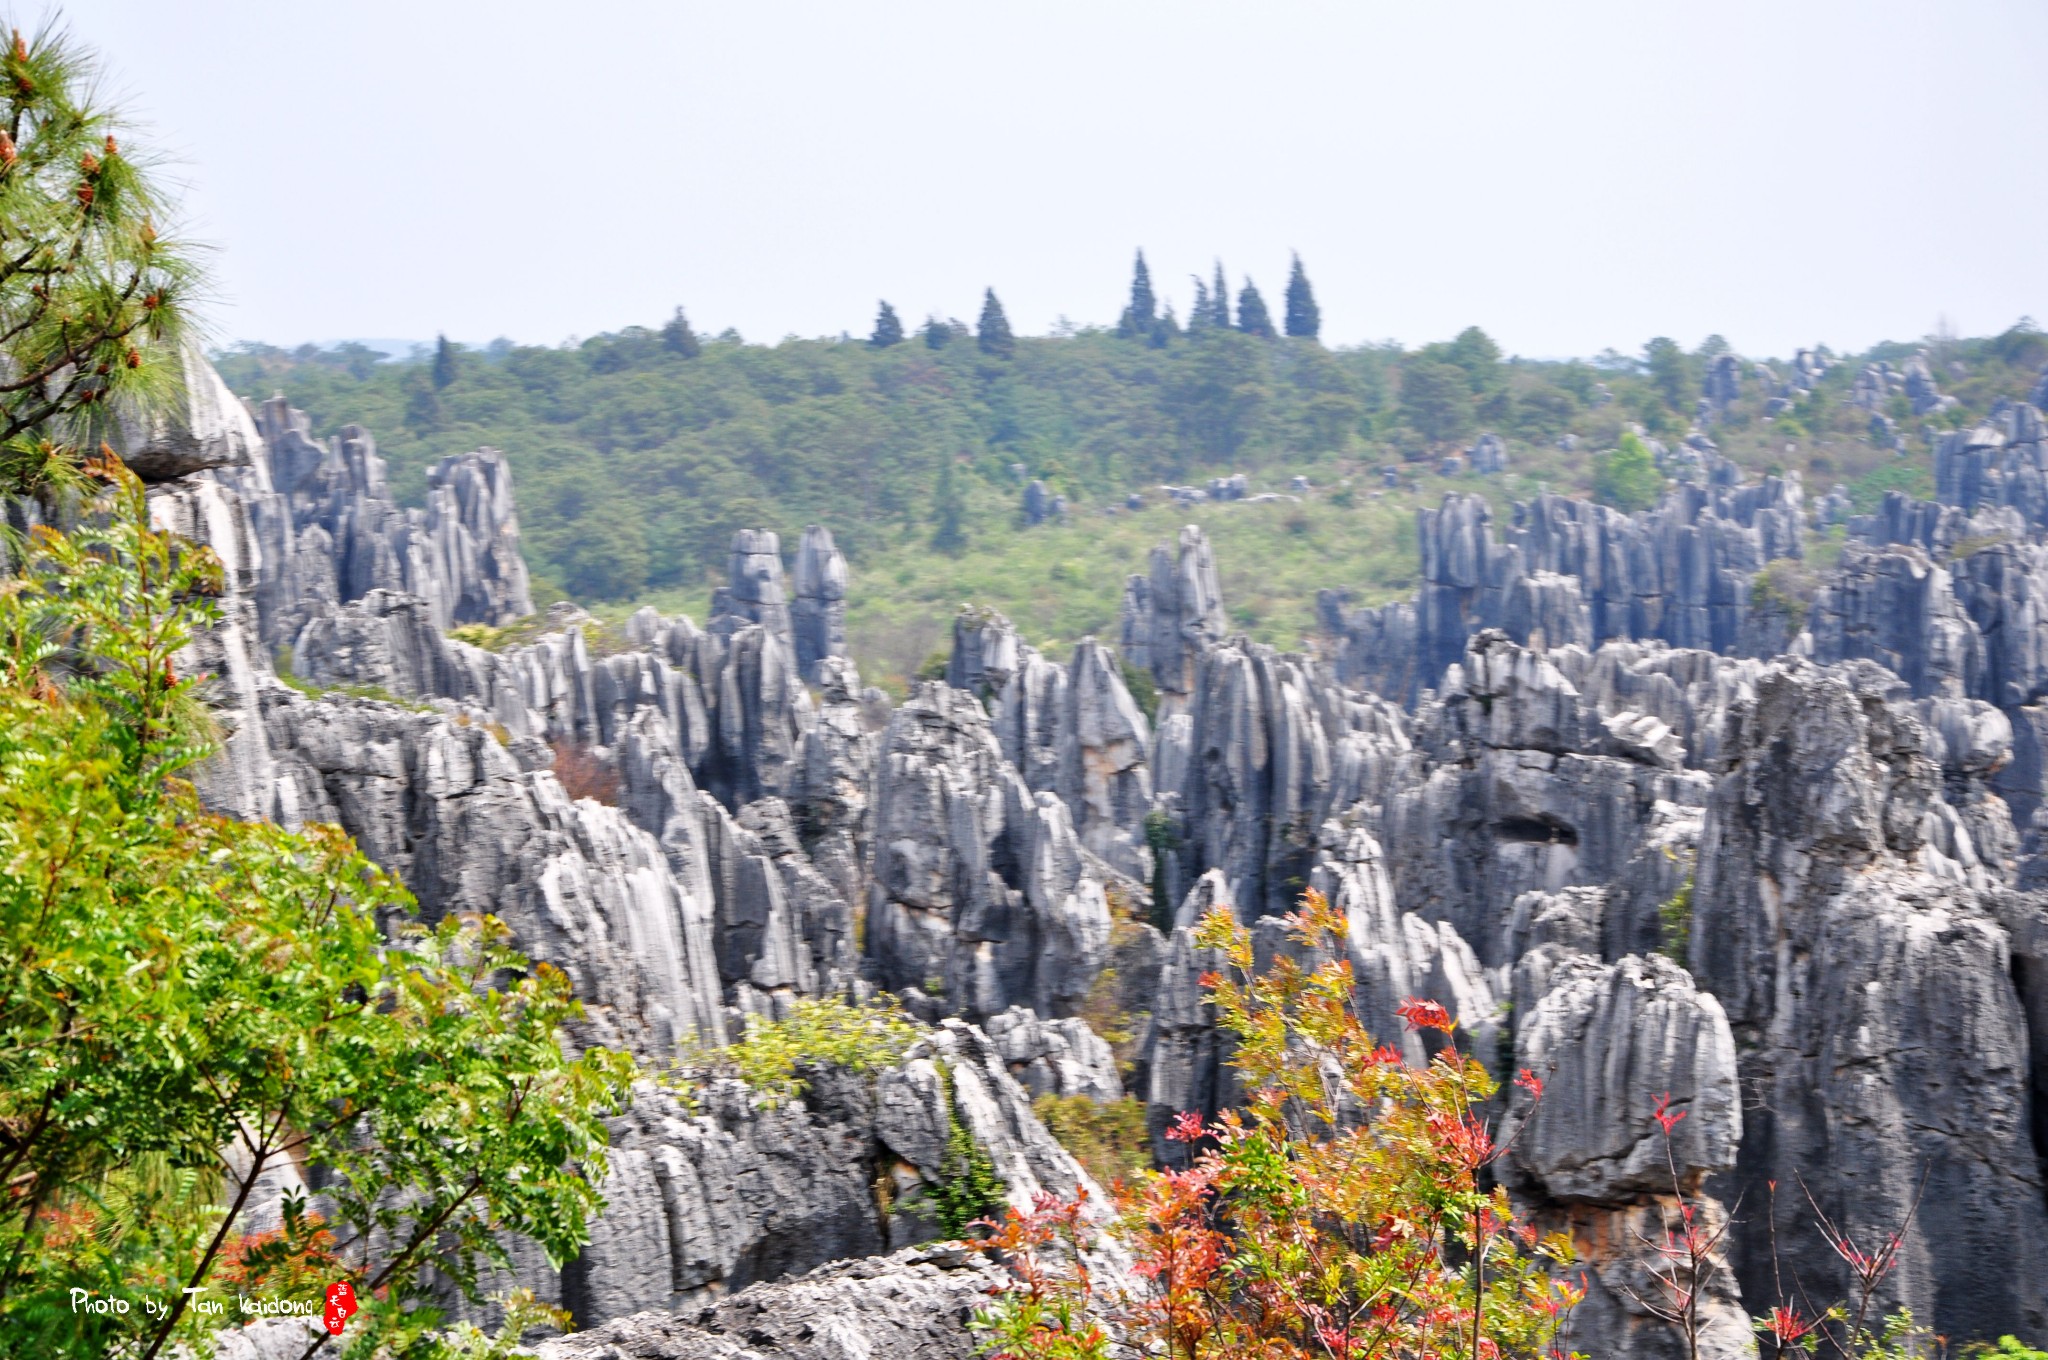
[1188,275,1213,332]
[1118,250,1156,338]
[1284,253,1321,340]
[870,301,904,348]
[662,305,701,357]
[432,333,458,388]
[1212,261,1231,329]
[977,288,1015,359]
[1237,278,1275,338]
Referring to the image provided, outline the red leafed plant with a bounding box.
[973,888,1586,1360]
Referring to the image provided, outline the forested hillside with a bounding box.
[214,269,2048,685]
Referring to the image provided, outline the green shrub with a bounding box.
[1033,1094,1151,1188]
[723,996,920,1107]
[1660,875,1694,964]
[1593,431,1663,512]
[932,1061,1006,1238]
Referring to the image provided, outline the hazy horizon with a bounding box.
[56,0,2048,360]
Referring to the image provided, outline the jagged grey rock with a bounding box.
[535,1244,1008,1360]
[983,1006,1123,1102]
[117,345,262,481]
[710,530,794,654]
[790,524,849,682]
[1690,661,2048,1339]
[1118,526,1227,713]
[1055,637,1154,882]
[866,683,1111,1019]
[1499,952,1749,1360]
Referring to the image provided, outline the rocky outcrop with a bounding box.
[1690,661,2048,1339]
[540,1017,1097,1327]
[710,529,794,653]
[983,1007,1123,1102]
[1321,475,1804,703]
[1501,953,1749,1360]
[1056,637,1154,883]
[537,1244,1007,1360]
[226,398,532,644]
[1384,632,1712,968]
[865,683,1112,1020]
[1118,525,1228,714]
[117,344,262,481]
[791,525,849,682]
[261,690,728,1055]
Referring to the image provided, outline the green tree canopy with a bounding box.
[1236,279,1275,339]
[1117,250,1155,338]
[1594,430,1664,511]
[978,288,1015,359]
[1644,335,1691,412]
[1440,325,1502,389]
[869,300,904,349]
[1398,356,1475,444]
[0,466,632,1359]
[662,305,700,358]
[1283,252,1320,340]
[0,24,199,495]
[432,333,458,388]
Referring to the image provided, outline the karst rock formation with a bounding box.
[107,360,2048,1357]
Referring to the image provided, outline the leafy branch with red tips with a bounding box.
[973,887,1587,1360]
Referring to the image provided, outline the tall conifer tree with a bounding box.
[1119,250,1157,338]
[1237,279,1275,338]
[1212,262,1232,329]
[870,301,904,348]
[1283,253,1321,340]
[662,306,701,357]
[977,289,1015,359]
[1189,276,1213,332]
[432,333,459,388]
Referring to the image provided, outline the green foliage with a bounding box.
[1117,250,1155,338]
[421,1288,571,1360]
[433,333,459,389]
[1644,336,1692,412]
[932,1062,1005,1239]
[1749,556,1821,633]
[977,891,1582,1360]
[1965,1335,2048,1360]
[1948,531,2013,562]
[0,466,634,1358]
[1143,809,1179,932]
[1282,253,1319,341]
[869,300,903,349]
[1119,658,1157,722]
[0,25,201,495]
[1235,278,1274,339]
[1031,1095,1150,1189]
[1399,356,1476,444]
[1595,430,1664,512]
[1659,875,1694,965]
[661,305,700,358]
[932,459,966,553]
[1848,458,1934,513]
[978,288,1015,359]
[718,996,920,1108]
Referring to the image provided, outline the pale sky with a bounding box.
[48,0,2048,359]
